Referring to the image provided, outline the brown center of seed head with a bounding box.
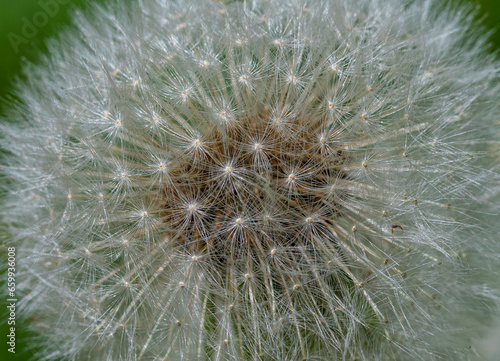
[160,111,346,266]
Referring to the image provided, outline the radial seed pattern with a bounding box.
[1,0,499,360]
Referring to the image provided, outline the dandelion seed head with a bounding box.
[1,0,499,360]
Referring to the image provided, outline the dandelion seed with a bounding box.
[392,225,403,233]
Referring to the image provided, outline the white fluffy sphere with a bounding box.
[1,0,499,360]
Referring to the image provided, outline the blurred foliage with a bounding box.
[0,0,107,109]
[0,0,497,360]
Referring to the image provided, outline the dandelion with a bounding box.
[1,0,499,360]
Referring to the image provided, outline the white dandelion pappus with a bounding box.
[1,0,499,360]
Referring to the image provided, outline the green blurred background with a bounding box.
[0,0,498,360]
